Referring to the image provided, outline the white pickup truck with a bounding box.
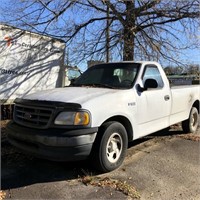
[7,61,200,172]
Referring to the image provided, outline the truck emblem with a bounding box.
[24,112,32,120]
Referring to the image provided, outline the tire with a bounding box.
[182,107,199,133]
[91,121,128,172]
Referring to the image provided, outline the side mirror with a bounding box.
[136,79,158,93]
[136,84,146,92]
[144,79,158,89]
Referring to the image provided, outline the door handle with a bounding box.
[164,95,170,101]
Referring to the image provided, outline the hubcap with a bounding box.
[191,112,198,128]
[106,133,123,163]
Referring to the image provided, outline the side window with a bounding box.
[143,65,164,88]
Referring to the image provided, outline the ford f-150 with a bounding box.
[6,61,200,172]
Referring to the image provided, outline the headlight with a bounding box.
[54,111,90,126]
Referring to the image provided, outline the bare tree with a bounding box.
[1,0,199,65]
[186,64,200,75]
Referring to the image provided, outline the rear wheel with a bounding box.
[91,121,128,172]
[182,107,199,133]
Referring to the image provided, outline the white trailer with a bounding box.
[0,23,66,105]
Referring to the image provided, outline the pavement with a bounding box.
[1,123,200,200]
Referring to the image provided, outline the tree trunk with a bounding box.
[123,1,135,61]
[123,26,135,61]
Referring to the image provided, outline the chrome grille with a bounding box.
[14,104,53,128]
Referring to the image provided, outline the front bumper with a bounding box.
[6,121,98,161]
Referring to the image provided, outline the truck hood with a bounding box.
[23,87,120,105]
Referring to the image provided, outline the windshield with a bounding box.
[71,63,141,89]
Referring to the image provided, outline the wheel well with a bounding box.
[103,116,133,142]
[192,100,200,113]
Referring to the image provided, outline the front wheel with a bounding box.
[91,121,128,172]
[182,107,199,133]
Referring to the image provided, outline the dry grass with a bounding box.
[1,120,10,140]
[177,133,200,142]
[0,120,10,127]
[0,191,6,200]
[79,175,140,199]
